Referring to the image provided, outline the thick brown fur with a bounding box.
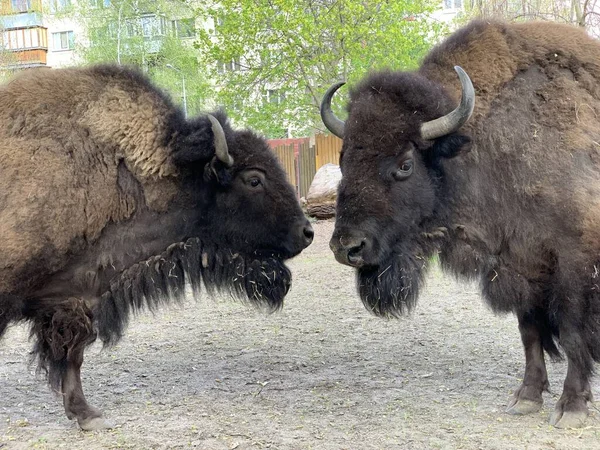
[331,20,600,427]
[0,64,311,429]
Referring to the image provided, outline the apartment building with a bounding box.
[0,0,197,70]
[0,0,82,69]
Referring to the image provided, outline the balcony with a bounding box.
[2,48,47,69]
[1,0,43,30]
[0,0,43,15]
[1,11,42,28]
[14,47,46,64]
[1,26,48,69]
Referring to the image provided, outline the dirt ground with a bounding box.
[1,220,600,450]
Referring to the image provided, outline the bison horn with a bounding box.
[320,81,346,139]
[420,66,475,141]
[207,114,234,167]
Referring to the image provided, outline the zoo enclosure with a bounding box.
[269,134,342,198]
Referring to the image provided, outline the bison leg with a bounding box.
[61,345,113,430]
[30,297,113,430]
[506,314,548,415]
[549,324,593,428]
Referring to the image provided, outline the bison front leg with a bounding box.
[549,323,593,428]
[61,344,113,430]
[31,298,113,430]
[506,313,548,415]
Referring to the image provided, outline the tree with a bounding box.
[75,0,212,117]
[459,0,600,38]
[194,0,448,138]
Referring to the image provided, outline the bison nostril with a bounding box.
[347,239,366,264]
[303,224,314,243]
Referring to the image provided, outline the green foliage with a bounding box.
[194,0,448,138]
[75,0,211,117]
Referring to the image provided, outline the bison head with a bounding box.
[320,67,474,316]
[99,112,313,344]
[170,111,313,261]
[110,111,317,319]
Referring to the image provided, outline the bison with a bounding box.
[321,20,600,428]
[0,65,313,430]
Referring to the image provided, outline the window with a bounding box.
[263,89,285,105]
[172,18,196,38]
[2,27,47,50]
[11,0,32,12]
[52,31,74,51]
[443,0,462,9]
[8,31,18,49]
[49,0,71,12]
[89,0,110,7]
[126,15,166,38]
[217,58,241,74]
[141,16,153,37]
[90,24,112,44]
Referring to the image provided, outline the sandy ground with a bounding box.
[1,220,600,450]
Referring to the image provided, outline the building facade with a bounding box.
[1,0,81,70]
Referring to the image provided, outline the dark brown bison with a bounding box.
[0,64,313,430]
[321,20,600,428]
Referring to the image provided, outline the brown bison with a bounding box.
[0,65,313,430]
[321,20,600,428]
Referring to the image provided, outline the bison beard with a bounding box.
[357,239,435,318]
[96,237,291,346]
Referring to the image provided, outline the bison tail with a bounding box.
[539,325,562,361]
[528,307,562,361]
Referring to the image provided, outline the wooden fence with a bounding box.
[271,143,297,188]
[268,134,342,198]
[315,133,342,168]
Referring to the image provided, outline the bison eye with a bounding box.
[393,159,413,181]
[248,177,262,188]
[241,169,266,191]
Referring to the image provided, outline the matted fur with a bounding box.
[97,237,291,346]
[27,298,96,390]
[357,238,436,318]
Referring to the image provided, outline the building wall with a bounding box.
[432,0,463,27]
[44,15,81,67]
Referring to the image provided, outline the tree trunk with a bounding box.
[572,0,586,27]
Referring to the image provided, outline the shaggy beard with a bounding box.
[357,239,435,318]
[97,236,291,345]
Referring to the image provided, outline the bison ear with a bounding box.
[171,128,215,167]
[430,133,472,160]
[203,156,233,186]
[171,114,234,169]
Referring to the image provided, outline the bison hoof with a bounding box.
[550,410,588,428]
[78,416,115,431]
[506,383,544,415]
[506,398,543,415]
[549,397,589,428]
